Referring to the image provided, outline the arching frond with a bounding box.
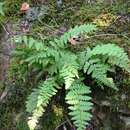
[26,78,60,130]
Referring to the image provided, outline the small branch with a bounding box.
[0,23,10,35]
[54,115,76,130]
[86,33,121,39]
[41,22,66,34]
[77,33,130,44]
[55,121,67,130]
[65,115,76,130]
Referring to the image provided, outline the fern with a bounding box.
[13,24,130,130]
[26,78,60,130]
[24,47,59,67]
[81,44,130,90]
[66,82,93,130]
[14,35,45,51]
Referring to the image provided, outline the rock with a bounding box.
[0,85,15,103]
[121,94,127,101]
[101,100,111,107]
[25,5,49,22]
[120,116,130,129]
[25,7,40,22]
[56,0,63,11]
[0,22,15,84]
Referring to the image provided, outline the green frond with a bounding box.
[54,24,97,48]
[66,82,93,130]
[27,106,44,130]
[13,35,45,51]
[90,44,130,72]
[80,44,130,90]
[84,59,118,90]
[59,52,79,89]
[83,58,101,73]
[26,78,60,130]
[24,47,59,66]
[60,64,79,89]
[58,52,78,67]
[91,63,117,89]
[78,47,93,70]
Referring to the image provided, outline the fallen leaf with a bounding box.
[69,37,77,45]
[20,2,30,12]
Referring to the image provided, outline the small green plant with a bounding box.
[14,24,130,130]
[0,2,5,22]
[16,120,29,130]
[0,2,5,16]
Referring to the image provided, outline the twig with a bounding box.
[85,33,122,39]
[0,23,10,35]
[36,33,45,40]
[81,33,130,42]
[63,125,67,130]
[55,121,67,130]
[42,22,66,34]
[54,115,76,130]
[65,115,76,130]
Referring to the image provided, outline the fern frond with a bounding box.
[24,47,59,66]
[26,78,60,130]
[83,58,101,73]
[66,82,93,130]
[84,59,117,90]
[59,52,79,89]
[60,64,79,89]
[53,24,97,48]
[13,35,45,51]
[80,44,130,90]
[78,48,93,70]
[91,64,116,89]
[27,106,44,130]
[90,44,130,72]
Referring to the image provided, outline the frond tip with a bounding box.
[55,24,97,47]
[60,64,79,89]
[66,82,93,130]
[26,78,60,130]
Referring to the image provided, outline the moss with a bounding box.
[0,0,33,22]
[94,13,117,27]
[41,105,64,130]
[5,0,30,15]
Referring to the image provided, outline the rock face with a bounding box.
[0,22,15,84]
